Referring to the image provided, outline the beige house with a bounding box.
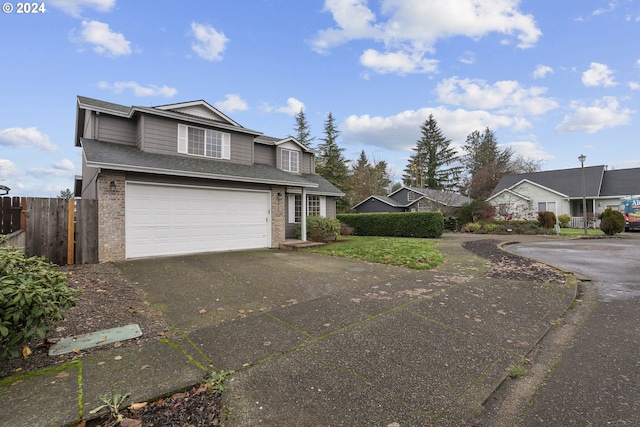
[488,165,640,227]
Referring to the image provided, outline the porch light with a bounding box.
[579,154,587,236]
[110,181,117,192]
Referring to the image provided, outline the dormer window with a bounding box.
[281,149,299,173]
[178,124,230,160]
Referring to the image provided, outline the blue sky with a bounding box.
[1,0,639,196]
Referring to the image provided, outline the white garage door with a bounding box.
[126,182,271,258]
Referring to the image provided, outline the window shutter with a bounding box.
[288,194,295,223]
[222,133,231,159]
[177,124,188,154]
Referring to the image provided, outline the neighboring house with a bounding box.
[74,96,343,261]
[353,186,470,215]
[488,165,640,226]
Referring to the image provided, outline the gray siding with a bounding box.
[96,114,137,145]
[80,157,99,199]
[254,144,276,166]
[140,115,254,165]
[302,152,315,174]
[355,199,402,213]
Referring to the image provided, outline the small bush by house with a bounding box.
[599,207,625,236]
[0,244,78,359]
[558,213,571,228]
[537,211,557,229]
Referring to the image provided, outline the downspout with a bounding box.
[301,188,307,241]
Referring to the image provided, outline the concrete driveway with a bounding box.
[115,235,575,426]
[508,233,640,426]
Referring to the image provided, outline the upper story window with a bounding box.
[177,124,230,160]
[281,149,300,173]
[407,191,419,202]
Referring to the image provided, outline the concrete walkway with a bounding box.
[0,234,578,426]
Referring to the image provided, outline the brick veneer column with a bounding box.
[97,171,126,261]
[271,187,286,247]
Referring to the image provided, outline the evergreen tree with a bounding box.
[402,114,462,191]
[293,108,314,148]
[461,127,513,199]
[58,188,74,199]
[316,112,350,212]
[344,151,391,210]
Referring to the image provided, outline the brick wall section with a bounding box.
[271,186,286,247]
[97,171,126,261]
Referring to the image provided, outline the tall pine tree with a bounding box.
[345,151,391,210]
[293,108,314,148]
[403,114,462,191]
[316,112,350,212]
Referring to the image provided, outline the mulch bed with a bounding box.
[1,239,564,425]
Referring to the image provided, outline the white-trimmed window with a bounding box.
[407,191,418,202]
[281,149,300,173]
[537,201,556,213]
[288,194,326,223]
[178,124,230,160]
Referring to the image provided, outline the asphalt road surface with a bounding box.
[508,233,640,426]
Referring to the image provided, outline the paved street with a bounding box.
[509,234,640,426]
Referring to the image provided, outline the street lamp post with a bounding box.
[579,154,587,236]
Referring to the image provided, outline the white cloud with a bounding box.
[342,106,531,154]
[53,159,76,172]
[0,127,58,152]
[312,0,541,74]
[502,141,554,161]
[76,20,132,57]
[190,22,229,61]
[98,81,177,97]
[436,77,558,116]
[359,49,438,74]
[0,159,20,178]
[214,94,249,112]
[272,97,305,115]
[629,82,640,90]
[582,62,616,87]
[459,51,475,65]
[533,64,553,79]
[556,96,633,133]
[49,0,115,17]
[29,159,77,178]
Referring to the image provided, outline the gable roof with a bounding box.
[75,96,262,147]
[402,186,471,207]
[351,195,402,209]
[490,165,606,199]
[599,168,640,197]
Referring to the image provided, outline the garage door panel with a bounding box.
[126,183,270,258]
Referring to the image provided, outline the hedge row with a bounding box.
[337,212,444,238]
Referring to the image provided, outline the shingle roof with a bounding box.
[82,138,322,189]
[300,173,344,196]
[599,168,640,197]
[490,166,606,198]
[405,186,471,207]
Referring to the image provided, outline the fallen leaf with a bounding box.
[113,342,122,348]
[74,421,86,427]
[140,365,150,370]
[97,361,105,366]
[14,367,22,372]
[263,341,271,347]
[114,355,123,361]
[11,380,23,386]
[199,308,207,314]
[120,418,142,427]
[72,348,82,354]
[55,371,69,379]
[130,402,147,410]
[96,336,108,344]
[22,346,32,358]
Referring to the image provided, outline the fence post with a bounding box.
[67,198,75,265]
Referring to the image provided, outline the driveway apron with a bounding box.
[509,235,640,426]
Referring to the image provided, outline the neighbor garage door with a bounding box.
[126,182,271,258]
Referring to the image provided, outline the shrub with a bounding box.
[337,211,444,238]
[340,223,354,236]
[484,223,498,233]
[537,211,557,229]
[456,200,496,227]
[464,222,482,233]
[0,246,78,359]
[443,216,458,232]
[599,207,625,236]
[306,216,341,240]
[558,213,571,228]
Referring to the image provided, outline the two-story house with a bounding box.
[74,96,343,261]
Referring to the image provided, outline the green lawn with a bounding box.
[304,236,443,270]
[559,228,604,236]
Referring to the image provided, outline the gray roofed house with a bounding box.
[488,165,640,226]
[353,186,470,215]
[75,96,343,261]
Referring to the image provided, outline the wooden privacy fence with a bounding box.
[0,197,98,264]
